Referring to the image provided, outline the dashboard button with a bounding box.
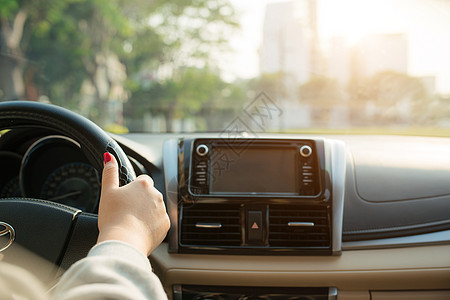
[247,210,263,242]
[300,145,312,157]
[196,144,209,156]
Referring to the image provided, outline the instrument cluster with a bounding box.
[0,130,100,212]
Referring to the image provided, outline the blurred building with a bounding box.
[260,0,321,130]
[328,36,351,86]
[260,0,319,87]
[353,33,408,78]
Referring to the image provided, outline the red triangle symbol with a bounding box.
[251,222,259,229]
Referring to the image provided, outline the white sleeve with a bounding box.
[51,241,168,300]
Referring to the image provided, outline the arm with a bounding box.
[51,241,168,300]
[51,153,170,300]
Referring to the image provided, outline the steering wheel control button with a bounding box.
[0,221,15,252]
[247,210,263,243]
[196,144,209,157]
[300,145,313,158]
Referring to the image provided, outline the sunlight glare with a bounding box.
[319,0,405,44]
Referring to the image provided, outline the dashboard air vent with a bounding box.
[180,204,242,247]
[269,205,330,248]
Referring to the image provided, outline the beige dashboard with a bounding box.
[149,135,450,299]
[150,243,450,299]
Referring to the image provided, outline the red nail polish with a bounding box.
[104,152,112,164]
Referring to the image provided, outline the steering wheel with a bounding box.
[0,101,136,272]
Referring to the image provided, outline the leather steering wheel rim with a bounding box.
[0,100,136,269]
[0,100,135,185]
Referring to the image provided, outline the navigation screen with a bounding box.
[210,146,298,194]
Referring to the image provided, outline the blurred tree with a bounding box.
[369,71,427,103]
[0,0,132,126]
[146,0,239,69]
[298,77,345,127]
[125,67,245,132]
[0,0,239,130]
[122,0,240,131]
[197,77,247,131]
[248,72,287,101]
[299,77,344,105]
[348,71,429,125]
[0,0,62,100]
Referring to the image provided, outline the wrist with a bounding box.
[97,227,150,256]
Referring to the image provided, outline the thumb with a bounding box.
[102,152,119,189]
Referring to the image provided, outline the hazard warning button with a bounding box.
[247,210,263,242]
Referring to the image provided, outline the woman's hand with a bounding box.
[97,153,170,256]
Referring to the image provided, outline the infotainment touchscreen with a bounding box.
[210,146,298,194]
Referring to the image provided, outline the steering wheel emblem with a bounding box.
[0,221,15,252]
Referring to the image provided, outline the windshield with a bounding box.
[1,0,449,135]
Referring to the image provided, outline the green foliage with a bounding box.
[248,72,287,101]
[0,0,241,131]
[26,1,88,107]
[0,0,19,18]
[124,67,246,131]
[146,0,239,68]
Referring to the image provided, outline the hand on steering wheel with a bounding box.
[0,101,138,269]
[98,153,170,256]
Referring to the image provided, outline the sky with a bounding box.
[222,0,450,94]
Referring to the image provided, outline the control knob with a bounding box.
[196,144,209,157]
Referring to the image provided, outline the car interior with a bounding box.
[0,101,449,299]
[0,0,450,299]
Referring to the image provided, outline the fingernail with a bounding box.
[104,152,112,164]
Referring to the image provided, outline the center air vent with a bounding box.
[180,204,242,247]
[269,205,331,248]
[178,203,332,253]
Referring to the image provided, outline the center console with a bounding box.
[160,137,346,299]
[165,137,344,255]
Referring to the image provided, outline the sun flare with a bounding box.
[319,0,406,44]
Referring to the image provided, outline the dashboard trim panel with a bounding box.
[343,229,450,250]
[163,139,180,252]
[328,139,346,255]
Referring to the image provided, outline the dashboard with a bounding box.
[1,129,450,299]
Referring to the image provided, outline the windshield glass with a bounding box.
[1,0,449,135]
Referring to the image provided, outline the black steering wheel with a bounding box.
[0,101,136,272]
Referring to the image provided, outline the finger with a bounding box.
[102,152,119,189]
[135,174,155,186]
